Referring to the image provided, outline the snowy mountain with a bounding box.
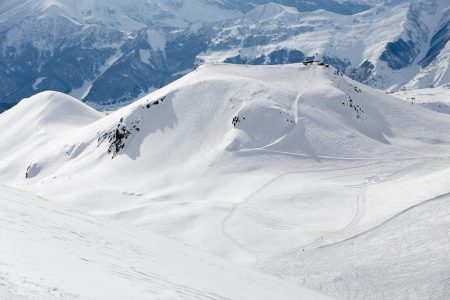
[204,0,450,91]
[0,0,238,110]
[2,63,450,299]
[1,0,450,110]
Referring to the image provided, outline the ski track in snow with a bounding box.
[221,155,443,256]
[301,157,438,250]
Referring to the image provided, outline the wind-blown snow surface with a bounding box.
[0,186,331,300]
[1,64,450,299]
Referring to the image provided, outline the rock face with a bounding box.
[1,0,450,110]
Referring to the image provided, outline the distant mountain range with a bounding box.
[0,0,449,110]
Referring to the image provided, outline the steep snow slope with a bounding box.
[0,91,103,181]
[408,37,450,89]
[0,185,332,300]
[1,63,450,299]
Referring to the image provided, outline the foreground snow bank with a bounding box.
[0,185,333,300]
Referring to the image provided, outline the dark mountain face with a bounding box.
[421,20,450,67]
[213,0,371,14]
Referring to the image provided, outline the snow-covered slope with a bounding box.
[0,91,103,181]
[1,63,450,299]
[266,188,450,299]
[0,185,332,300]
[393,84,450,114]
